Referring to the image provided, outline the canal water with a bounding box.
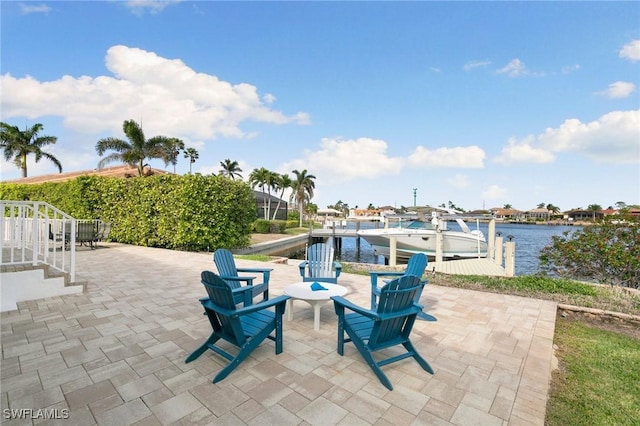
[291,221,578,277]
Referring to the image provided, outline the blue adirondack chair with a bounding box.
[185,271,289,383]
[368,253,436,321]
[298,242,342,283]
[213,249,272,306]
[332,274,434,390]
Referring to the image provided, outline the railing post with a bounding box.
[70,218,76,282]
[505,235,516,277]
[495,232,504,267]
[487,219,496,261]
[31,202,39,266]
[389,236,397,266]
[0,201,5,254]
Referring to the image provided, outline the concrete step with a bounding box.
[0,264,85,312]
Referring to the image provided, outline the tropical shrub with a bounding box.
[269,220,288,233]
[253,219,271,233]
[539,213,640,288]
[0,174,257,251]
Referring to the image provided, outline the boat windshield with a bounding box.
[390,220,440,230]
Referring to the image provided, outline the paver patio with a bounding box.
[1,243,557,425]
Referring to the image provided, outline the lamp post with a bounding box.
[413,188,417,207]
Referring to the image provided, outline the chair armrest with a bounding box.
[235,295,290,316]
[331,296,378,319]
[219,275,255,285]
[376,305,423,320]
[298,261,309,277]
[368,271,404,279]
[231,286,254,295]
[236,267,273,273]
[237,268,271,284]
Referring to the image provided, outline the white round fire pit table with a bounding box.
[283,282,348,331]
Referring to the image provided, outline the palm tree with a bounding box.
[291,169,316,227]
[163,137,185,174]
[1,122,62,177]
[587,204,603,221]
[183,147,199,174]
[271,173,292,220]
[95,119,173,177]
[546,203,560,215]
[219,159,243,180]
[249,167,273,219]
[503,204,513,209]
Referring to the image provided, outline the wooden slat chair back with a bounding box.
[331,275,434,390]
[368,253,435,321]
[213,248,271,306]
[298,242,342,283]
[185,271,289,383]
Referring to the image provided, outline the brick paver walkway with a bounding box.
[1,243,557,425]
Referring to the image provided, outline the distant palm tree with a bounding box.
[163,137,185,174]
[291,169,316,227]
[1,122,62,177]
[271,173,292,220]
[587,204,603,221]
[219,159,243,180]
[249,167,274,219]
[546,204,560,215]
[183,147,199,174]
[503,204,513,209]
[96,119,173,177]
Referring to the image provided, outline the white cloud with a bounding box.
[482,185,508,201]
[279,137,405,184]
[600,81,636,99]
[496,58,544,77]
[495,110,640,164]
[538,110,640,163]
[0,45,309,141]
[496,59,528,77]
[494,137,555,164]
[407,146,485,168]
[446,174,471,189]
[125,0,182,15]
[561,64,580,74]
[619,39,640,62]
[463,60,491,71]
[18,3,51,14]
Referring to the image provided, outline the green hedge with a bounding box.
[0,174,257,251]
[251,219,299,234]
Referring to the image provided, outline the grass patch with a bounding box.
[547,316,640,425]
[284,227,311,235]
[341,263,640,317]
[235,254,274,262]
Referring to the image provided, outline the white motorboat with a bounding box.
[356,211,488,261]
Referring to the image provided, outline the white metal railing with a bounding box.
[1,200,76,282]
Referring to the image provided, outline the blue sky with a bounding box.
[1,1,639,212]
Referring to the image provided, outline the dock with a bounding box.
[241,228,514,277]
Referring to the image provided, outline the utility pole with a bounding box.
[413,188,417,207]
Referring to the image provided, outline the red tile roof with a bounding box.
[2,165,172,185]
